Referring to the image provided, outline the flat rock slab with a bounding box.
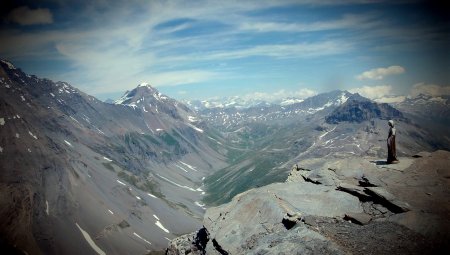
[204,182,362,254]
[338,183,372,199]
[372,157,414,172]
[364,187,411,213]
[345,212,372,225]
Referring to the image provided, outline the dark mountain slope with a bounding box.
[326,93,404,124]
[0,60,227,254]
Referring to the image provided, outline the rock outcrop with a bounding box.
[167,150,450,254]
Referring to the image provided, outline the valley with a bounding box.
[1,59,449,254]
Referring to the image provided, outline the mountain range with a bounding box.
[1,59,449,254]
[0,60,227,254]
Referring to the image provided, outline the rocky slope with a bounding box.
[0,60,227,254]
[167,150,450,254]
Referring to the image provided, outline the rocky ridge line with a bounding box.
[167,150,450,254]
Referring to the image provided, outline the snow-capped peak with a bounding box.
[338,92,349,105]
[138,82,151,88]
[279,98,304,106]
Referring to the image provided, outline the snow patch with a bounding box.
[165,237,171,241]
[136,196,141,200]
[280,98,304,106]
[179,161,198,172]
[339,92,349,105]
[133,232,152,245]
[147,193,157,198]
[20,95,26,101]
[156,174,196,191]
[188,115,199,122]
[195,201,206,210]
[108,210,114,215]
[208,136,223,145]
[93,126,105,135]
[319,126,337,140]
[187,123,204,133]
[116,180,126,186]
[76,223,106,255]
[28,131,37,139]
[153,214,160,220]
[0,146,3,153]
[50,93,55,97]
[156,128,164,132]
[0,118,5,125]
[142,106,148,112]
[103,156,112,162]
[15,133,19,138]
[155,221,170,233]
[45,200,49,215]
[64,140,73,147]
[27,148,31,152]
[69,116,81,125]
[138,82,150,87]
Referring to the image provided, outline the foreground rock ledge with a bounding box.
[167,150,450,254]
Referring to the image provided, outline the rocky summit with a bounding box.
[167,150,450,255]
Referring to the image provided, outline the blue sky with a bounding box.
[1,0,449,102]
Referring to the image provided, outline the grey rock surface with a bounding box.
[203,182,362,254]
[169,150,450,254]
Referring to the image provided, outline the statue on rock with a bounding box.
[387,120,399,164]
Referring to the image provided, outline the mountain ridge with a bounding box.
[0,59,227,254]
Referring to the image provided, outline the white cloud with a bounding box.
[410,83,450,97]
[349,85,393,99]
[241,88,317,102]
[374,96,406,103]
[356,65,405,80]
[7,6,53,25]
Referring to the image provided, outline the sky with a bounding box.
[0,0,449,102]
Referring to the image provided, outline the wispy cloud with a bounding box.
[144,70,220,88]
[410,83,450,97]
[356,66,405,80]
[7,6,53,25]
[240,88,317,102]
[203,41,351,60]
[1,0,447,100]
[239,13,381,33]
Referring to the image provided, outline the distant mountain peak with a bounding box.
[114,83,167,105]
[325,94,404,124]
[346,92,371,102]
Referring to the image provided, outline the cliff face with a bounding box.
[167,150,450,254]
